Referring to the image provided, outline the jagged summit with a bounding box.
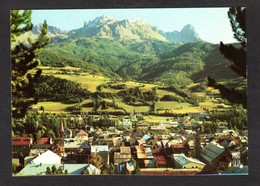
[164,24,202,43]
[29,16,203,43]
[181,24,195,32]
[84,15,117,28]
[32,24,67,35]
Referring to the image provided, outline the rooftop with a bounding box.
[75,130,88,137]
[19,164,100,175]
[37,137,51,144]
[91,145,109,153]
[200,142,225,162]
[12,137,32,145]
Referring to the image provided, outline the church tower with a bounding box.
[60,119,65,138]
[193,129,201,159]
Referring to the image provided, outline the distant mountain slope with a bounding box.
[163,24,202,43]
[38,37,182,79]
[37,48,119,78]
[140,42,239,86]
[17,24,68,44]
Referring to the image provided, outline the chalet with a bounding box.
[135,146,155,168]
[91,145,109,164]
[152,148,168,167]
[19,163,100,175]
[52,145,65,157]
[200,142,232,172]
[149,125,166,134]
[32,137,53,149]
[172,153,205,170]
[64,138,90,154]
[94,134,123,147]
[12,137,32,157]
[114,146,132,165]
[75,130,88,141]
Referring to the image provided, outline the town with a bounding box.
[12,110,248,176]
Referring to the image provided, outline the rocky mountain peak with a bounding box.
[84,15,117,28]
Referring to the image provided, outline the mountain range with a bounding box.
[26,15,202,43]
[20,15,241,88]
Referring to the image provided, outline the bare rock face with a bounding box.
[164,24,202,43]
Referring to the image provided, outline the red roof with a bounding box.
[136,146,146,159]
[12,137,32,145]
[154,155,167,165]
[53,146,64,153]
[75,130,88,137]
[171,144,184,149]
[178,129,187,134]
[37,137,50,144]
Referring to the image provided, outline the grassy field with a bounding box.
[31,66,212,115]
[155,101,206,114]
[35,66,111,92]
[33,101,76,113]
[143,115,175,123]
[116,99,150,113]
[80,99,94,113]
[157,89,179,97]
[53,74,110,92]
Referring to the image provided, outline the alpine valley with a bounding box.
[22,15,242,86]
[17,15,247,115]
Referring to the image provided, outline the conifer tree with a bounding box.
[208,7,247,107]
[11,10,49,118]
[220,7,247,78]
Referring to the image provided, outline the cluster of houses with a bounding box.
[12,113,248,176]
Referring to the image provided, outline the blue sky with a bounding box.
[31,8,236,44]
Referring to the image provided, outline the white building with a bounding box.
[30,150,61,164]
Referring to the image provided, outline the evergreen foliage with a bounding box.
[34,75,89,103]
[208,7,247,108]
[11,10,49,118]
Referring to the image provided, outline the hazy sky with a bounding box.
[31,8,236,44]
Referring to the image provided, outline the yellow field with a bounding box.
[157,89,178,97]
[116,99,150,113]
[193,92,206,97]
[32,101,75,113]
[155,101,206,114]
[143,115,175,123]
[53,74,110,92]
